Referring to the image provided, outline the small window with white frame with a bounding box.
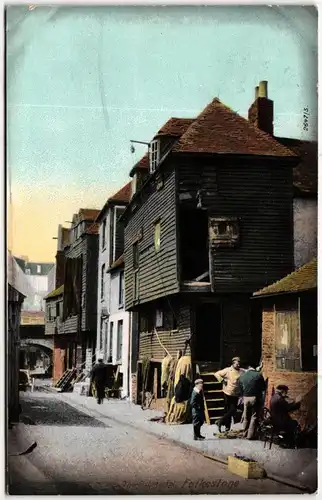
[149,139,160,173]
[155,309,163,328]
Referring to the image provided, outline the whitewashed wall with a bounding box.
[109,271,130,398]
[293,198,317,269]
[96,211,111,360]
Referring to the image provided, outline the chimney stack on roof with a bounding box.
[248,80,273,135]
[258,80,268,98]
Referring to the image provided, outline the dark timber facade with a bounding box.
[45,211,100,382]
[122,81,300,405]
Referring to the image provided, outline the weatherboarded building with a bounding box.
[253,259,317,429]
[45,210,100,383]
[122,81,301,412]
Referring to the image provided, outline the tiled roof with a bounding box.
[96,182,132,222]
[173,98,297,157]
[86,223,100,235]
[107,254,124,272]
[129,119,194,176]
[156,117,195,137]
[78,208,101,222]
[129,154,149,176]
[276,137,317,195]
[254,259,317,297]
[109,182,132,203]
[45,284,64,300]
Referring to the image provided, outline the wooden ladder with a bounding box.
[201,371,225,425]
[54,368,77,392]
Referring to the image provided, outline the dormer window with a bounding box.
[131,174,137,198]
[149,139,160,173]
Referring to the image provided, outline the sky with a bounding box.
[7,5,318,262]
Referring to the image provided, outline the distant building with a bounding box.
[14,256,55,312]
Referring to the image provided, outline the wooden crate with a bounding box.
[228,456,265,479]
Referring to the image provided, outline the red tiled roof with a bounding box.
[129,154,149,176]
[254,259,317,297]
[173,98,297,157]
[156,117,195,137]
[109,182,132,203]
[96,183,132,222]
[78,208,101,222]
[108,254,124,272]
[276,137,317,194]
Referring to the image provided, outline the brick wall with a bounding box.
[261,304,317,428]
[53,337,67,383]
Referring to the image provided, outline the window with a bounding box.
[100,317,105,351]
[131,174,137,198]
[149,139,160,173]
[25,269,31,275]
[116,320,123,362]
[275,308,301,371]
[108,322,114,362]
[102,218,107,249]
[48,304,56,321]
[37,265,41,274]
[119,271,124,307]
[156,309,163,328]
[59,301,63,319]
[101,264,105,299]
[209,217,240,248]
[154,220,161,252]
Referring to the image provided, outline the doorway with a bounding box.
[180,207,209,280]
[194,303,222,363]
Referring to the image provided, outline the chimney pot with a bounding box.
[255,86,259,99]
[258,81,268,98]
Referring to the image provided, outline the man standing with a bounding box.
[214,357,244,433]
[90,358,107,404]
[190,379,205,441]
[239,363,266,439]
[270,385,301,447]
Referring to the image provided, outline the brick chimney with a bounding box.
[248,80,274,135]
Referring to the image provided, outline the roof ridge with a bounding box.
[173,96,297,157]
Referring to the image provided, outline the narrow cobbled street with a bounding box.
[8,388,301,495]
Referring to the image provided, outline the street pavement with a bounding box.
[7,389,302,495]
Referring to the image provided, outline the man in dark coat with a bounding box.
[90,359,107,404]
[239,363,266,439]
[270,384,301,446]
[190,379,205,441]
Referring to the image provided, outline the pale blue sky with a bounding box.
[7,5,318,260]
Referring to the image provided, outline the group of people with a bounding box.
[190,357,301,445]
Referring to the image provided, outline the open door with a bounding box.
[194,303,222,364]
